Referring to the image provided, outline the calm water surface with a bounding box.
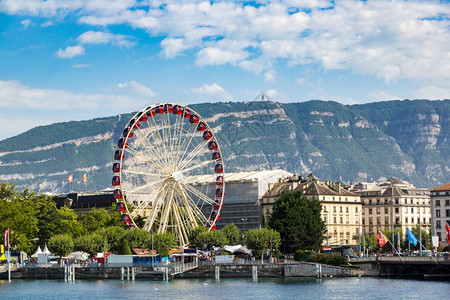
[0,277,449,299]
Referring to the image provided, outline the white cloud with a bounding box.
[160,38,189,59]
[3,1,450,83]
[0,80,148,111]
[0,79,153,140]
[264,70,278,83]
[41,20,53,27]
[78,31,135,47]
[117,81,156,97]
[55,45,85,59]
[71,63,90,69]
[368,90,403,102]
[414,85,450,100]
[191,83,232,100]
[20,19,31,29]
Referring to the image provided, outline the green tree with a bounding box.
[48,234,74,257]
[125,228,152,249]
[195,230,228,249]
[153,232,177,257]
[246,228,280,261]
[221,223,242,245]
[269,190,326,254]
[95,226,126,253]
[118,238,132,255]
[74,233,107,256]
[0,183,39,253]
[78,208,111,232]
[188,226,209,248]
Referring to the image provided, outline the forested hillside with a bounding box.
[0,99,448,193]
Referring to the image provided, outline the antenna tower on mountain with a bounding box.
[253,91,272,102]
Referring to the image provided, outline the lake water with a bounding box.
[0,277,448,299]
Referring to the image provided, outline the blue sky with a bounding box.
[0,0,449,140]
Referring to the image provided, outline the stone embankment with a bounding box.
[1,262,374,280]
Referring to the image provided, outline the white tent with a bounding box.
[42,244,52,256]
[31,246,43,258]
[67,251,90,261]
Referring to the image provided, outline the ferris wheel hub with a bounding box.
[172,171,185,182]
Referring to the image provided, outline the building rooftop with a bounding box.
[432,183,450,191]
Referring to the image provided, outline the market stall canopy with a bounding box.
[31,246,43,258]
[224,245,252,256]
[67,251,90,261]
[42,244,52,255]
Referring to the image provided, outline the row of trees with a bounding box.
[4,181,431,259]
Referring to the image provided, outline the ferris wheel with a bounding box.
[111,103,224,246]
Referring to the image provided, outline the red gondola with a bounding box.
[197,122,206,131]
[117,138,128,148]
[155,105,164,114]
[183,108,191,118]
[121,214,131,224]
[116,201,126,212]
[210,224,216,231]
[212,152,221,161]
[139,111,148,122]
[129,118,140,129]
[147,107,156,117]
[216,175,223,185]
[112,162,121,173]
[114,150,124,160]
[203,131,212,140]
[215,187,223,197]
[189,115,199,124]
[208,141,217,150]
[113,189,123,199]
[164,104,173,113]
[215,163,223,173]
[173,105,182,114]
[123,127,133,138]
[112,176,120,186]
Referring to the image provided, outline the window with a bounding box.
[340,207,343,213]
[346,207,349,213]
[369,208,373,214]
[436,210,441,217]
[405,217,408,224]
[355,207,358,213]
[377,217,381,225]
[447,209,450,217]
[340,217,343,223]
[385,207,388,214]
[376,207,380,214]
[436,220,441,229]
[369,217,373,225]
[395,198,399,204]
[385,217,389,224]
[395,207,399,213]
[333,206,336,213]
[411,207,414,213]
[333,217,337,223]
[324,217,327,223]
[446,200,450,206]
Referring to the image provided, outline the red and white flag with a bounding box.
[82,173,87,183]
[377,230,388,247]
[67,174,73,183]
[4,229,9,247]
[445,222,450,244]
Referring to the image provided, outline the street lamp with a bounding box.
[358,209,362,256]
[241,218,247,245]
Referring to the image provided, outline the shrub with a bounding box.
[294,250,313,261]
[309,253,348,266]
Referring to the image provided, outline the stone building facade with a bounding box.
[430,183,450,244]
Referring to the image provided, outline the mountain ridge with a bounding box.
[0,99,448,193]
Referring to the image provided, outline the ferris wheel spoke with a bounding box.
[180,182,217,207]
[143,183,170,230]
[125,178,164,195]
[180,159,214,175]
[147,114,171,167]
[183,192,210,225]
[171,200,189,246]
[133,127,169,169]
[177,138,210,171]
[159,185,175,233]
[122,169,163,178]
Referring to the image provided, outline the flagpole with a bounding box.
[7,228,11,282]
